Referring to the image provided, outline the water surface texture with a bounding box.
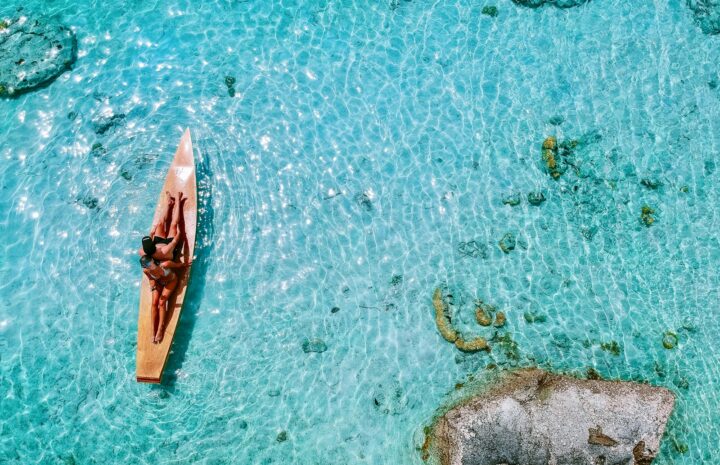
[1,0,719,463]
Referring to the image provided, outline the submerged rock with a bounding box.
[354,191,373,211]
[688,0,720,34]
[433,288,458,343]
[454,336,489,353]
[662,331,678,350]
[78,194,100,211]
[527,191,546,206]
[224,75,236,97]
[301,338,327,353]
[512,0,590,7]
[501,193,521,207]
[372,382,409,415]
[491,332,521,363]
[640,178,662,190]
[498,233,516,254]
[457,240,489,259]
[92,113,126,135]
[427,369,675,465]
[0,16,77,97]
[641,205,656,227]
[581,226,598,241]
[600,340,622,356]
[433,289,489,353]
[523,311,547,323]
[548,115,565,125]
[474,299,497,327]
[541,136,562,179]
[475,306,493,327]
[481,5,499,17]
[541,132,602,181]
[89,142,106,158]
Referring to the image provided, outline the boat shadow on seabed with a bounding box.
[158,136,215,390]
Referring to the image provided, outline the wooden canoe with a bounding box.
[136,128,197,383]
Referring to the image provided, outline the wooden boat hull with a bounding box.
[136,128,197,383]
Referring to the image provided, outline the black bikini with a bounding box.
[153,236,182,262]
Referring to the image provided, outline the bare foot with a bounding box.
[166,191,176,205]
[152,335,158,344]
[155,331,164,344]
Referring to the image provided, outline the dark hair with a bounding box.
[140,255,153,268]
[142,236,156,256]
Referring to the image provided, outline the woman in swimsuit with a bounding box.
[139,191,186,263]
[140,255,191,343]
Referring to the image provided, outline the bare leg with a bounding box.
[168,192,184,239]
[157,192,175,239]
[155,279,177,343]
[151,288,160,343]
[155,296,166,344]
[177,193,188,253]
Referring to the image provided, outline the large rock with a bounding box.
[0,16,77,98]
[428,369,675,465]
[688,0,720,34]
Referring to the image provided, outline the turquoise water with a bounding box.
[1,0,719,463]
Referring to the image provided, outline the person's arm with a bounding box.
[143,269,159,289]
[162,260,192,269]
[149,223,159,239]
[162,233,183,254]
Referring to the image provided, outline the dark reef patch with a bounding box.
[457,240,489,259]
[498,232,516,254]
[92,113,126,135]
[0,16,77,97]
[482,5,499,17]
[512,0,590,8]
[687,0,720,34]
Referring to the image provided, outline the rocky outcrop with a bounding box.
[0,16,77,98]
[688,0,720,34]
[427,369,675,465]
[512,0,590,8]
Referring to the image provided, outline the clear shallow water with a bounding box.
[1,0,719,463]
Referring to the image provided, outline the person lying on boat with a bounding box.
[139,191,186,263]
[140,255,191,343]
